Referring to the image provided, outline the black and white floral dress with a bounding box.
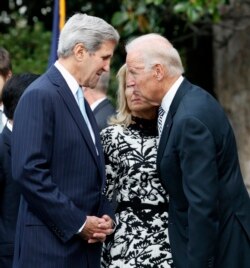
[100,117,174,268]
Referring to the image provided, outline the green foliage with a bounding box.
[173,0,228,23]
[111,0,227,37]
[111,0,169,37]
[0,14,51,75]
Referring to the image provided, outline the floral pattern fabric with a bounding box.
[100,121,174,268]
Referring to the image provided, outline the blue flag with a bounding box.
[48,0,65,68]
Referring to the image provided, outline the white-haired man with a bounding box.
[125,33,250,268]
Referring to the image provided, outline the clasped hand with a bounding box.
[79,214,114,243]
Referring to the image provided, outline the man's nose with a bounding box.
[126,75,136,86]
[103,61,110,72]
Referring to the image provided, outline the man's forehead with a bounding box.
[126,55,144,70]
[98,40,116,52]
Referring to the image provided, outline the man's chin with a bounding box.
[150,101,160,106]
[142,95,159,106]
[88,80,99,89]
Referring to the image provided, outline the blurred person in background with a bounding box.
[0,73,39,268]
[0,47,12,132]
[84,71,116,130]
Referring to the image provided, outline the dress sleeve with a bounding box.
[100,126,119,202]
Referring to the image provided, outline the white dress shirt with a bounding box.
[90,97,107,111]
[160,76,184,132]
[0,104,7,132]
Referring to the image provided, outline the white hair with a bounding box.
[126,33,184,77]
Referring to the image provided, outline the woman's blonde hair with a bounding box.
[108,64,133,126]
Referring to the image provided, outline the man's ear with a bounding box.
[153,64,164,81]
[73,43,86,61]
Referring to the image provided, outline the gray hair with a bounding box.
[58,13,120,58]
[125,33,184,77]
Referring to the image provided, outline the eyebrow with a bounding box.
[128,66,144,70]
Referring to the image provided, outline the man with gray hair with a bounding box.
[12,13,119,268]
[126,33,250,268]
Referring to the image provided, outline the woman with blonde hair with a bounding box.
[101,64,174,267]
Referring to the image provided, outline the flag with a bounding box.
[48,0,66,68]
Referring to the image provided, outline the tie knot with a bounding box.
[76,87,84,100]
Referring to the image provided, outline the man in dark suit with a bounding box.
[84,72,116,130]
[125,33,250,268]
[0,73,39,268]
[11,14,119,268]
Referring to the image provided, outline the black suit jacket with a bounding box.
[157,78,250,268]
[0,126,20,268]
[11,66,114,268]
[93,98,115,131]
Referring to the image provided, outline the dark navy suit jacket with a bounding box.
[11,66,114,268]
[0,126,20,268]
[157,78,250,268]
[93,98,115,131]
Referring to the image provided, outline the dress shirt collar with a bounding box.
[161,75,184,114]
[54,61,79,100]
[6,120,13,131]
[0,104,7,126]
[91,97,107,111]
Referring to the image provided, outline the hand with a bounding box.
[79,215,114,243]
[97,214,114,230]
[88,215,114,244]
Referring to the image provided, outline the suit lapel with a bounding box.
[157,78,191,166]
[47,66,102,172]
[85,100,106,183]
[157,112,173,166]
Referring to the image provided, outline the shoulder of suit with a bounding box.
[94,99,115,113]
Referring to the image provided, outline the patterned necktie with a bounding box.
[158,106,165,136]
